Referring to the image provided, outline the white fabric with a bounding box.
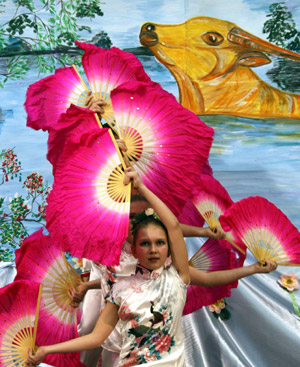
[77,261,103,367]
[109,264,187,367]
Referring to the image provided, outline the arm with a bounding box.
[180,223,225,240]
[27,302,119,365]
[189,259,278,287]
[68,278,101,304]
[124,167,190,284]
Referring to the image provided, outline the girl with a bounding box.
[27,167,190,366]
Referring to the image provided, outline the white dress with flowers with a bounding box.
[108,263,187,367]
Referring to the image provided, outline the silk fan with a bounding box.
[190,174,246,260]
[183,238,238,315]
[25,41,151,132]
[219,196,300,266]
[14,229,85,367]
[46,128,131,265]
[0,280,42,367]
[109,80,214,215]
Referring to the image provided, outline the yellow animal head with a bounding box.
[140,17,300,118]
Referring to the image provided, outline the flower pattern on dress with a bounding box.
[119,301,137,322]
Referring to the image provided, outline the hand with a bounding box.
[27,347,47,365]
[85,91,107,114]
[207,226,226,240]
[68,281,88,306]
[116,139,128,153]
[123,167,144,190]
[254,259,278,273]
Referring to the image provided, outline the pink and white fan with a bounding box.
[219,196,300,266]
[190,174,246,264]
[183,238,238,315]
[46,128,131,265]
[0,280,42,367]
[25,41,151,131]
[109,81,214,215]
[47,104,102,174]
[14,229,84,367]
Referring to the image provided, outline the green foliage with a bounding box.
[0,0,111,86]
[0,148,50,262]
[263,2,300,92]
[263,2,297,47]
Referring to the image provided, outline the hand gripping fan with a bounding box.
[0,280,42,367]
[46,128,131,265]
[109,81,214,215]
[219,196,300,266]
[191,174,246,259]
[14,229,84,367]
[183,239,238,315]
[25,41,151,132]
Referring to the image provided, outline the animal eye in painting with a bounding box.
[146,23,156,32]
[201,32,224,46]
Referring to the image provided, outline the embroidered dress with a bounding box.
[108,264,187,367]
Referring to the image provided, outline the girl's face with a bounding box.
[132,223,169,271]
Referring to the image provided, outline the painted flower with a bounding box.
[209,298,226,314]
[278,273,299,292]
[144,349,158,362]
[155,334,173,353]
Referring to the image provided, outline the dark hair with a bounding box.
[132,216,170,255]
[131,195,149,204]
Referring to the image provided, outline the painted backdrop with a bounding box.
[0,1,300,366]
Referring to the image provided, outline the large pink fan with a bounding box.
[0,280,42,367]
[219,196,300,266]
[189,174,246,264]
[47,104,102,174]
[183,239,238,315]
[25,41,151,131]
[46,128,131,265]
[14,229,84,367]
[110,81,214,215]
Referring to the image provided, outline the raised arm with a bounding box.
[180,223,225,240]
[124,167,190,284]
[27,302,119,365]
[189,259,278,287]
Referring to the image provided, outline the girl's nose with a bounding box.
[149,244,157,253]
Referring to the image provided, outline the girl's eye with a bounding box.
[140,241,149,247]
[157,240,165,246]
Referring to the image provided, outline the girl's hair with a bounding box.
[132,214,170,254]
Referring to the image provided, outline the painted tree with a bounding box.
[0,0,112,87]
[263,2,300,93]
[0,148,50,261]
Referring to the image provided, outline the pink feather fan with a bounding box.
[46,128,131,265]
[25,41,150,131]
[14,229,84,367]
[0,280,42,367]
[183,239,237,315]
[219,196,300,266]
[110,81,214,215]
[190,174,246,263]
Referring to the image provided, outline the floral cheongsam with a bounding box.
[108,263,187,366]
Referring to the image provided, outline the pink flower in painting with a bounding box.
[152,271,160,280]
[209,299,226,314]
[155,334,172,353]
[278,273,299,292]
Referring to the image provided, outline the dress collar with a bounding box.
[135,264,165,280]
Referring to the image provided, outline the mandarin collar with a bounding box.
[135,264,165,280]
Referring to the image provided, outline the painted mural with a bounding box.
[0,0,299,263]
